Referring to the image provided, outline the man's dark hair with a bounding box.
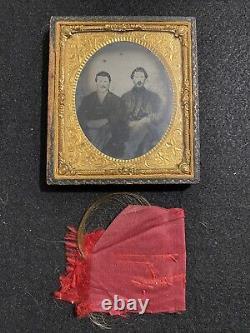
[95,71,111,82]
[130,67,148,79]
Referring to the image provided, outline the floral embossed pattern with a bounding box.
[47,17,199,184]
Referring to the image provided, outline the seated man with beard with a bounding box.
[121,67,162,159]
[77,71,126,158]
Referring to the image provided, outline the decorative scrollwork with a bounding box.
[58,153,77,175]
[52,20,194,180]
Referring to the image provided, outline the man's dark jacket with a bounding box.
[77,91,126,158]
[121,86,162,156]
[121,86,161,122]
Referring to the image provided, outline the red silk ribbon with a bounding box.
[54,205,186,317]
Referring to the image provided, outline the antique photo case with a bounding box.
[47,16,199,184]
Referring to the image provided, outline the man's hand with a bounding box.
[129,117,151,129]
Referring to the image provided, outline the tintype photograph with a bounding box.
[47,17,199,184]
[75,42,173,160]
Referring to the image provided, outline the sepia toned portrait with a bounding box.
[75,42,174,160]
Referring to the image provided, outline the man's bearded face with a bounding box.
[133,71,146,88]
[96,76,110,93]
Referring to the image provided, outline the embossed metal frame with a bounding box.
[47,16,199,185]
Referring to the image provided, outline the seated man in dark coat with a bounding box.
[77,71,126,158]
[121,67,163,159]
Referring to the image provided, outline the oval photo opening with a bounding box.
[75,41,174,160]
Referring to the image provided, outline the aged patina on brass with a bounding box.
[47,17,199,184]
